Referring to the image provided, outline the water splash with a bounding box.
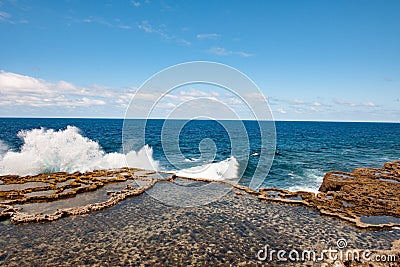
[0,140,8,160]
[0,126,159,176]
[0,126,237,180]
[176,156,239,180]
[286,169,324,193]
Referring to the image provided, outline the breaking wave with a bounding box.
[0,126,159,176]
[286,169,324,193]
[0,126,239,181]
[0,140,9,160]
[176,156,239,180]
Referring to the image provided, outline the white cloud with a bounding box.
[157,102,176,109]
[0,94,106,108]
[138,20,155,33]
[131,1,141,7]
[177,39,191,46]
[161,88,248,106]
[334,99,378,108]
[0,71,50,94]
[362,101,377,107]
[82,16,112,27]
[196,33,220,39]
[133,92,159,101]
[134,87,264,119]
[69,16,130,30]
[118,25,131,29]
[234,51,253,57]
[244,92,268,102]
[0,71,94,96]
[0,6,28,24]
[77,97,106,106]
[179,88,218,97]
[207,47,230,56]
[163,89,212,102]
[334,99,357,107]
[114,90,135,108]
[138,20,190,46]
[0,72,277,119]
[292,99,305,105]
[0,70,120,108]
[207,47,254,57]
[0,11,10,20]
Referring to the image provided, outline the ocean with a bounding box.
[0,118,399,192]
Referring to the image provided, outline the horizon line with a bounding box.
[0,116,399,124]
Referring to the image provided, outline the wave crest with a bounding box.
[176,156,239,180]
[0,126,159,176]
[0,126,238,180]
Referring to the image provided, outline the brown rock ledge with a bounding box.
[171,161,400,229]
[0,168,163,223]
[256,160,400,229]
[0,161,399,228]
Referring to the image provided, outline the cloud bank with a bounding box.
[0,70,133,112]
[0,70,395,122]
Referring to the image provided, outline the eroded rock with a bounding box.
[253,161,400,229]
[1,161,400,228]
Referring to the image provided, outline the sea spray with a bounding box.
[0,126,237,179]
[0,140,8,160]
[176,156,239,180]
[287,169,324,193]
[0,126,159,176]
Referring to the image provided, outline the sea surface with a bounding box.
[0,118,399,192]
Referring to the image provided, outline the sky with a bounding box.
[0,0,399,121]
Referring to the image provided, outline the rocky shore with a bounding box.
[256,160,400,229]
[1,161,400,229]
[0,168,165,223]
[0,162,399,266]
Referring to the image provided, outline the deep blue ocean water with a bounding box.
[0,118,399,191]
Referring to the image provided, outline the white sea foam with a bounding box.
[0,126,236,181]
[184,157,202,162]
[176,156,239,180]
[0,126,159,176]
[0,140,8,160]
[287,185,319,194]
[287,169,324,193]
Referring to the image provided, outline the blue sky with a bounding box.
[0,0,399,121]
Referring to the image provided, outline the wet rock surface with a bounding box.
[0,168,161,223]
[1,161,399,229]
[317,160,400,228]
[0,189,399,266]
[0,162,399,265]
[250,161,400,229]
